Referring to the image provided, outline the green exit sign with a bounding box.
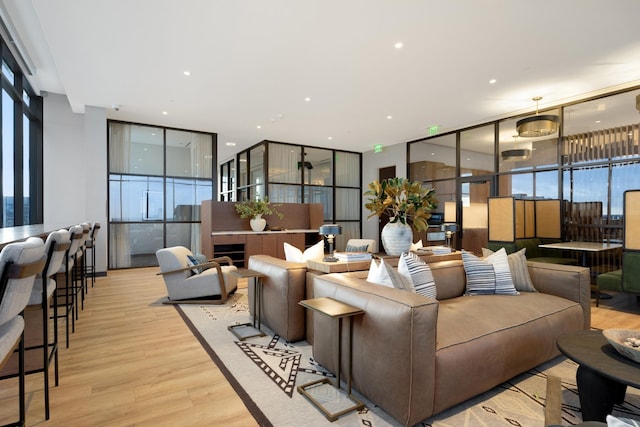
[428,125,439,136]
[374,144,383,153]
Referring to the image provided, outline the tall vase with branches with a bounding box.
[364,177,438,255]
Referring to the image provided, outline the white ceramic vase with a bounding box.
[381,220,413,255]
[250,214,267,232]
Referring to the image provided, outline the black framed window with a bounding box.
[0,38,43,227]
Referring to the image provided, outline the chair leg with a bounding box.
[19,330,25,427]
[42,293,50,420]
[53,292,59,387]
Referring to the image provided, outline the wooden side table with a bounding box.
[297,297,365,421]
[557,330,640,421]
[227,268,266,340]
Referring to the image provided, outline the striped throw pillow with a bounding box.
[398,251,437,298]
[462,249,518,295]
[482,247,535,292]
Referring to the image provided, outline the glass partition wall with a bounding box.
[108,121,216,268]
[234,140,362,249]
[409,86,640,262]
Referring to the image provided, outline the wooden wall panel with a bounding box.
[525,200,536,238]
[488,197,514,242]
[515,200,525,239]
[535,200,561,239]
[625,190,640,250]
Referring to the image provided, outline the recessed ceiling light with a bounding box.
[305,97,311,102]
[256,125,262,129]
[595,120,601,124]
[489,79,497,84]
[225,142,236,147]
[162,111,168,115]
[394,42,403,49]
[387,115,393,119]
[183,71,191,76]
[328,137,333,140]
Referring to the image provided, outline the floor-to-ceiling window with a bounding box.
[0,39,43,227]
[108,121,216,268]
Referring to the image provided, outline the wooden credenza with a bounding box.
[211,230,321,267]
[201,200,325,266]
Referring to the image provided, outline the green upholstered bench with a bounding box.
[487,238,579,266]
[596,251,640,306]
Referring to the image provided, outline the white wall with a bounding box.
[43,93,108,273]
[361,143,406,241]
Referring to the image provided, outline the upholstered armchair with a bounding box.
[344,238,378,253]
[155,246,238,303]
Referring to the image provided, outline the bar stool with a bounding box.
[54,224,84,347]
[85,222,100,288]
[74,223,91,311]
[27,230,71,420]
[0,238,46,427]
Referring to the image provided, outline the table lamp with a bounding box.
[319,224,342,262]
[441,223,458,248]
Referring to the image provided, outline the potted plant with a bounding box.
[364,177,438,255]
[234,196,283,231]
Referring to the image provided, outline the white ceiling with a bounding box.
[3,0,640,162]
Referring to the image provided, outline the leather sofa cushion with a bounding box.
[433,292,584,413]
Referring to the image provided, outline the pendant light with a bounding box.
[516,96,559,137]
[502,134,531,161]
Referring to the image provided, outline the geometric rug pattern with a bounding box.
[177,291,640,426]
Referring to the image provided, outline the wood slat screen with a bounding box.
[563,124,640,163]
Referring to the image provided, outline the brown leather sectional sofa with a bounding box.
[247,254,321,342]
[311,259,591,426]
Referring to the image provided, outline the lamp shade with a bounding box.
[516,114,558,137]
[319,224,342,236]
[501,148,531,161]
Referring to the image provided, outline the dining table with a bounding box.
[538,241,622,299]
[537,241,622,267]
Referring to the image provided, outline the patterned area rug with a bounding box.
[176,290,640,426]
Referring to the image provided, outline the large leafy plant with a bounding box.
[364,177,438,231]
[234,196,283,219]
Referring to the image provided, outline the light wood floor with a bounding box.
[0,268,257,427]
[0,268,639,426]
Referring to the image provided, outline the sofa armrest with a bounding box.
[527,261,591,329]
[247,254,307,342]
[312,273,439,425]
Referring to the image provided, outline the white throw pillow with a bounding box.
[283,240,324,262]
[366,259,394,288]
[382,260,415,291]
[606,415,640,427]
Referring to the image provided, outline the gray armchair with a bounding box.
[155,246,238,303]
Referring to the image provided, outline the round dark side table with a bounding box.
[557,330,640,422]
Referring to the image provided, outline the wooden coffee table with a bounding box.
[556,330,640,422]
